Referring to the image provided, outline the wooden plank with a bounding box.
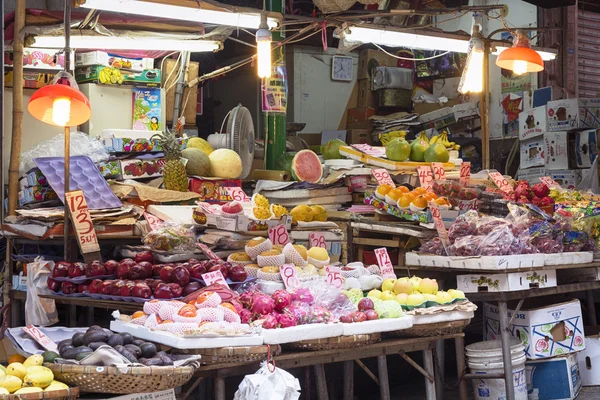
[354,237,401,247]
[163,59,199,125]
[399,351,434,382]
[343,361,354,400]
[466,281,600,302]
[377,355,391,400]
[355,359,379,385]
[38,294,142,312]
[314,364,329,400]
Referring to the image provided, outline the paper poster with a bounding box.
[132,87,161,131]
[261,64,287,113]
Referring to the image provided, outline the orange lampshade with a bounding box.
[495,30,544,75]
[28,84,91,127]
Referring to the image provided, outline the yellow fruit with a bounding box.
[398,193,415,208]
[0,370,4,378]
[253,206,271,220]
[0,375,23,393]
[386,188,404,203]
[187,137,214,155]
[252,194,270,208]
[0,388,8,395]
[0,365,6,374]
[23,366,53,388]
[15,387,43,394]
[6,363,26,380]
[290,204,313,224]
[271,204,288,218]
[44,381,69,391]
[23,354,43,368]
[411,195,428,209]
[310,205,328,222]
[375,185,393,198]
[8,355,25,364]
[307,247,329,261]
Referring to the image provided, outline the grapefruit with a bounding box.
[410,133,429,162]
[424,143,450,163]
[292,150,322,183]
[386,138,411,162]
[323,139,347,160]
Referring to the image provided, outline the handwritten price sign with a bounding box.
[65,190,100,254]
[431,163,446,181]
[144,212,163,231]
[489,172,514,194]
[196,243,221,261]
[268,224,290,246]
[539,176,560,190]
[352,144,386,157]
[201,270,229,288]
[458,199,478,214]
[225,187,250,203]
[371,169,395,187]
[374,248,396,279]
[309,232,327,249]
[459,162,471,186]
[23,326,58,352]
[429,202,449,240]
[417,166,434,190]
[325,266,343,289]
[280,264,300,289]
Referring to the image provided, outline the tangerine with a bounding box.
[178,304,197,318]
[8,355,25,364]
[435,197,451,206]
[386,188,404,203]
[398,193,416,208]
[132,311,146,319]
[423,192,438,201]
[396,186,410,193]
[413,187,427,195]
[196,291,215,305]
[375,184,394,197]
[411,195,428,209]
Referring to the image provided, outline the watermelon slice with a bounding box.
[292,150,322,183]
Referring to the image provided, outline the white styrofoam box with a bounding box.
[545,132,569,170]
[518,167,546,184]
[110,320,263,349]
[483,299,585,359]
[520,136,545,169]
[342,315,413,335]
[519,106,547,140]
[578,329,600,386]
[260,323,344,344]
[291,230,343,262]
[453,102,479,121]
[147,205,196,225]
[76,51,154,71]
[570,129,597,169]
[111,389,176,400]
[547,98,600,132]
[544,252,593,266]
[549,169,583,190]
[412,310,474,326]
[557,267,600,285]
[526,353,581,400]
[405,252,545,270]
[457,269,557,293]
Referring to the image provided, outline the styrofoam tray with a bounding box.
[273,194,352,206]
[544,252,593,266]
[405,252,545,270]
[260,323,344,344]
[412,310,474,325]
[110,320,263,349]
[263,187,350,200]
[342,315,413,336]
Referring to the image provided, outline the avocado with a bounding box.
[103,328,114,337]
[61,348,79,360]
[75,351,92,361]
[71,332,85,347]
[143,357,164,366]
[114,345,124,354]
[59,345,74,357]
[158,354,173,366]
[120,333,133,345]
[132,339,145,347]
[107,334,124,347]
[42,351,60,363]
[88,325,104,331]
[139,343,157,359]
[83,330,108,346]
[124,345,141,358]
[57,339,72,350]
[119,348,138,363]
[88,342,106,351]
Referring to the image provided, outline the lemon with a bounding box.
[6,362,26,380]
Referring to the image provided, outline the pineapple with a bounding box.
[152,131,189,192]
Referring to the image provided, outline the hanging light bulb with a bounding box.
[458,25,484,94]
[256,14,272,78]
[52,97,72,126]
[28,79,91,127]
[496,29,544,74]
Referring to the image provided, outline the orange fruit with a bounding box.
[398,193,415,208]
[178,304,197,318]
[132,311,146,319]
[423,192,438,201]
[8,354,25,364]
[196,291,214,305]
[397,186,410,193]
[435,197,451,206]
[413,187,427,195]
[221,302,238,314]
[375,184,394,197]
[160,319,174,324]
[412,195,428,209]
[386,188,404,203]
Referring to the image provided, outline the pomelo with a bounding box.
[410,133,429,162]
[424,143,450,163]
[291,150,322,183]
[182,148,210,176]
[323,139,347,160]
[386,138,411,162]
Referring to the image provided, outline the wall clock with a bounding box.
[331,55,353,82]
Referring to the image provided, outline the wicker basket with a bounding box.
[194,345,281,365]
[46,363,198,394]
[3,388,79,400]
[386,319,471,338]
[284,333,381,351]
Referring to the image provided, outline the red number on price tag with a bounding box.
[23,326,58,352]
[197,202,218,215]
[429,202,449,240]
[65,190,100,254]
[371,169,395,187]
[225,187,250,203]
[374,248,396,279]
[431,163,446,181]
[417,166,434,190]
[201,270,229,288]
[325,266,343,289]
[459,162,471,186]
[196,243,221,261]
[144,212,163,231]
[268,225,290,246]
[279,264,300,289]
[309,232,327,249]
[458,199,478,213]
[539,176,560,190]
[489,172,514,194]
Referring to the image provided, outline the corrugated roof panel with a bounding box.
[578,9,600,97]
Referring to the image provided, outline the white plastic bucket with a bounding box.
[466,339,528,400]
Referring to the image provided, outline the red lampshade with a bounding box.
[495,30,544,74]
[28,84,91,127]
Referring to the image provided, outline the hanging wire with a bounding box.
[372,43,451,61]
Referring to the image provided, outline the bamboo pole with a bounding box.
[7,0,26,216]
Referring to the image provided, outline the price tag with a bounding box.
[197,202,218,215]
[431,163,446,181]
[459,162,471,186]
[201,270,229,288]
[417,166,434,191]
[429,202,449,241]
[144,212,163,231]
[224,187,250,203]
[374,248,396,279]
[23,326,58,352]
[279,263,300,289]
[65,190,100,255]
[196,243,221,261]
[371,169,395,187]
[351,144,386,157]
[325,265,343,289]
[539,176,560,190]
[309,232,327,248]
[268,224,290,246]
[458,199,478,213]
[489,171,514,194]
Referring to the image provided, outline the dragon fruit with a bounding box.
[285,305,308,325]
[239,308,253,324]
[291,287,314,304]
[514,184,533,201]
[532,196,543,207]
[271,289,292,312]
[277,313,298,328]
[251,293,275,315]
[261,314,279,329]
[532,183,550,198]
[230,298,244,313]
[239,291,254,309]
[541,196,555,207]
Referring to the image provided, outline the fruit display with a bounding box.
[0,354,70,393]
[181,148,210,177]
[186,137,214,155]
[386,138,411,162]
[373,184,451,213]
[290,204,328,223]
[322,139,347,160]
[142,223,195,251]
[151,131,189,192]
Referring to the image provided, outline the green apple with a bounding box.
[448,289,466,299]
[393,279,414,295]
[436,291,453,304]
[406,293,426,306]
[418,278,438,295]
[408,276,422,289]
[423,293,438,302]
[368,289,383,299]
[381,290,396,301]
[395,293,408,305]
[381,278,397,292]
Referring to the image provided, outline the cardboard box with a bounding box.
[346,107,375,125]
[4,48,72,70]
[457,269,557,293]
[545,132,569,170]
[18,186,57,206]
[290,230,343,263]
[419,107,457,130]
[97,160,122,179]
[519,106,548,140]
[578,327,600,386]
[518,167,582,189]
[4,70,57,88]
[120,158,165,179]
[526,353,582,400]
[18,169,47,191]
[75,66,161,87]
[358,78,376,108]
[453,102,479,121]
[102,137,187,153]
[358,49,397,80]
[483,299,585,359]
[568,129,597,169]
[203,213,292,232]
[520,136,545,169]
[76,51,154,71]
[414,99,462,115]
[547,98,600,132]
[347,129,372,145]
[189,178,242,204]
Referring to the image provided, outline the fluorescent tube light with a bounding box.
[31,35,221,52]
[79,0,279,30]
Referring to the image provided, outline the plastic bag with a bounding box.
[419,237,447,255]
[234,361,301,400]
[26,257,58,326]
[578,156,599,192]
[142,221,196,251]
[448,235,483,257]
[477,226,515,256]
[447,210,479,244]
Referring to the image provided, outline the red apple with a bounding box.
[138,262,153,278]
[160,266,174,283]
[86,261,107,277]
[62,281,77,294]
[132,283,152,299]
[365,309,379,321]
[120,258,136,268]
[116,263,131,279]
[120,281,135,297]
[339,314,354,323]
[229,265,247,282]
[104,260,119,275]
[152,264,163,277]
[135,251,154,264]
[99,280,113,295]
[78,281,91,293]
[209,264,228,279]
[52,261,70,278]
[178,262,191,271]
[189,264,207,279]
[111,280,126,295]
[358,298,374,312]
[182,282,202,296]
[353,312,367,323]
[153,283,174,299]
[144,279,164,290]
[171,266,190,287]
[188,258,201,265]
[130,264,148,280]
[89,279,103,294]
[167,283,183,297]
[68,262,86,278]
[47,277,62,292]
